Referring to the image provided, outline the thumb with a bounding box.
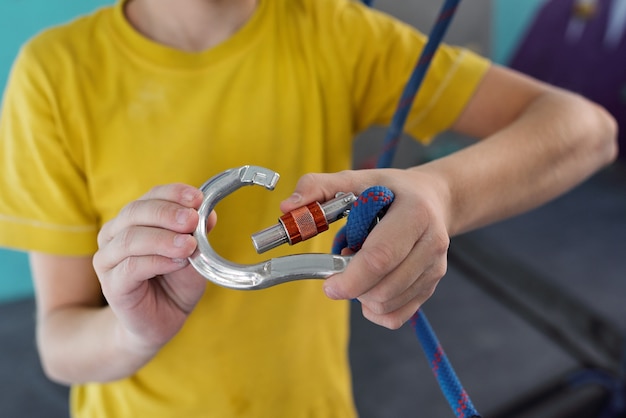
[279,172,356,213]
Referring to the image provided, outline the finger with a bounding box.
[106,224,197,264]
[100,255,191,300]
[95,210,217,278]
[155,265,208,314]
[98,184,203,247]
[360,295,423,330]
[98,199,200,248]
[357,229,449,314]
[95,224,198,298]
[323,202,429,299]
[359,257,446,316]
[139,183,204,207]
[279,171,369,213]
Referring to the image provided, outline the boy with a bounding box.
[0,0,617,416]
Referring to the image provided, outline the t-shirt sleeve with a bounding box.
[333,1,490,143]
[0,39,98,255]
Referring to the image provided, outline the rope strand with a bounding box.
[347,1,481,416]
[377,0,461,169]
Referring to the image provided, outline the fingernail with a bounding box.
[176,208,190,224]
[287,193,302,204]
[183,189,201,204]
[174,234,189,247]
[324,285,340,300]
[172,258,189,266]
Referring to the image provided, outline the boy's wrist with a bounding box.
[113,319,162,365]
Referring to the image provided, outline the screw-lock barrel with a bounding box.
[251,192,357,253]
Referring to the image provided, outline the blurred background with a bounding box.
[1,0,624,417]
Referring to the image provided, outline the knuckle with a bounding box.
[421,284,436,301]
[147,184,162,195]
[96,231,107,249]
[363,300,388,315]
[360,245,395,277]
[91,252,104,276]
[97,220,114,248]
[368,286,395,305]
[172,235,197,258]
[301,172,318,183]
[418,260,447,300]
[118,200,141,225]
[171,183,196,201]
[362,304,416,330]
[153,201,175,224]
[379,314,405,330]
[147,183,170,197]
[364,281,402,307]
[430,230,450,255]
[118,256,138,278]
[120,199,179,228]
[430,259,448,281]
[385,317,405,330]
[297,173,319,189]
[419,275,440,302]
[117,227,136,252]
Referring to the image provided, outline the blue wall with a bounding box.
[492,0,546,64]
[0,0,112,303]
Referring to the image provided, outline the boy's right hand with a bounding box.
[92,183,215,355]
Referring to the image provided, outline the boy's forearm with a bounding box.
[37,305,158,385]
[415,90,618,237]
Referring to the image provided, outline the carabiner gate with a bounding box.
[189,165,354,290]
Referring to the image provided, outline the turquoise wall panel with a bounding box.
[492,0,546,64]
[0,250,32,302]
[0,1,113,88]
[0,0,113,302]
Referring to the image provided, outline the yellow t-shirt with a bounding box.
[0,0,489,416]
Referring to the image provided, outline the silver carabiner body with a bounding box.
[189,165,354,290]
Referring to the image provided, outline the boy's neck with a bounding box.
[124,0,259,52]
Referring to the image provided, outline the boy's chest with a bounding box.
[66,55,354,224]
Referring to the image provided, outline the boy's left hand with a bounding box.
[280,168,451,330]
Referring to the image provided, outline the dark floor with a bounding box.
[1,162,625,417]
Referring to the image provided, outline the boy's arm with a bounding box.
[30,253,155,384]
[31,184,212,384]
[429,64,618,235]
[281,65,618,329]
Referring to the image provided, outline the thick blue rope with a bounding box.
[340,1,481,417]
[376,0,461,169]
[334,187,480,418]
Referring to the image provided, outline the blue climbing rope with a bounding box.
[341,1,481,417]
[411,309,479,418]
[377,0,461,169]
[334,187,480,418]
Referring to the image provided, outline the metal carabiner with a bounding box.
[188,165,355,290]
